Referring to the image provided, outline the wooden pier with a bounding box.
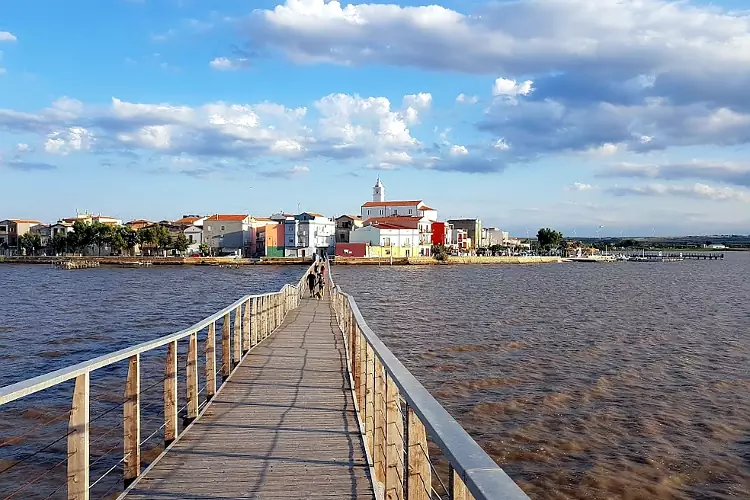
[0,263,529,500]
[626,252,724,260]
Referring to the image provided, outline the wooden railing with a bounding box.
[0,264,314,500]
[327,263,530,500]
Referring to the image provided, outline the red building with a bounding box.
[431,221,448,246]
[335,242,367,258]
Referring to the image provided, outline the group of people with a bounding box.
[306,261,326,299]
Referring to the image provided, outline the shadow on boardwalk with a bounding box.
[123,297,374,500]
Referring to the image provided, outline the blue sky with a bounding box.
[2,0,750,236]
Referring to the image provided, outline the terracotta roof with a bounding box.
[173,216,201,225]
[367,216,427,229]
[371,223,408,230]
[303,212,325,217]
[7,219,42,224]
[419,205,436,211]
[206,214,249,222]
[361,200,423,207]
[338,214,362,220]
[126,219,152,224]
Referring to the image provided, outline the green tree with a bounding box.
[71,220,94,254]
[198,242,210,257]
[122,226,139,256]
[138,226,156,254]
[173,232,189,254]
[537,227,563,253]
[152,225,172,252]
[50,233,68,255]
[91,222,112,256]
[19,233,42,255]
[431,244,450,262]
[109,226,127,255]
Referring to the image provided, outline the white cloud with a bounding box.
[450,145,469,156]
[492,78,533,97]
[567,182,593,191]
[494,139,509,151]
[600,160,750,188]
[456,93,478,104]
[0,32,17,42]
[209,57,251,71]
[44,127,94,155]
[259,164,310,179]
[608,183,750,202]
[16,143,30,153]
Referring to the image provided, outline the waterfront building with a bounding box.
[256,222,285,257]
[246,216,275,257]
[484,227,509,247]
[281,212,335,258]
[125,219,153,231]
[61,212,122,226]
[172,216,206,255]
[448,218,482,249]
[203,214,252,257]
[431,221,454,247]
[349,223,420,258]
[364,215,433,256]
[335,215,363,243]
[360,177,438,222]
[0,219,43,253]
[29,224,51,248]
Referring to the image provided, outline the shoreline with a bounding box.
[0,255,564,266]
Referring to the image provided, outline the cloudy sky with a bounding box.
[2,0,750,236]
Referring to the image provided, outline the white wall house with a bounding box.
[184,225,203,254]
[283,212,335,258]
[360,177,438,222]
[350,225,420,248]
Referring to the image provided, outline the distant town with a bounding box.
[0,178,746,259]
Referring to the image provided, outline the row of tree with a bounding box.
[19,221,201,256]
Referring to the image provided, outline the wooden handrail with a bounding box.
[327,262,530,500]
[0,262,315,500]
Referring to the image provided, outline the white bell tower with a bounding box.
[373,176,385,202]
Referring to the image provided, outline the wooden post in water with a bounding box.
[374,357,387,484]
[386,376,404,500]
[221,313,230,382]
[243,299,250,353]
[164,341,177,446]
[205,322,216,400]
[123,354,141,487]
[407,408,430,500]
[185,332,199,425]
[67,372,89,500]
[233,306,242,366]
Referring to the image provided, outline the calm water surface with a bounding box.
[1,256,750,499]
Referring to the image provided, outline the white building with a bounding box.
[484,227,509,247]
[360,177,438,222]
[203,214,251,256]
[283,212,335,258]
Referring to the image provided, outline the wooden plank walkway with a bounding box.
[123,297,375,500]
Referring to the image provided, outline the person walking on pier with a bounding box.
[316,270,325,300]
[306,270,317,298]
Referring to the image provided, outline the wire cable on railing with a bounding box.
[0,409,72,448]
[0,455,67,500]
[0,427,73,475]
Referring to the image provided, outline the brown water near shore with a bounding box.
[333,254,750,499]
[1,257,749,498]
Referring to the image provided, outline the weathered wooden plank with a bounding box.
[67,373,89,500]
[123,354,140,486]
[123,297,374,500]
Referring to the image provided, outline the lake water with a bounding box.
[1,255,749,499]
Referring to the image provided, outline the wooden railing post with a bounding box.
[374,357,387,485]
[233,306,242,365]
[123,354,140,488]
[164,341,177,446]
[359,333,368,427]
[206,322,216,400]
[407,408,430,500]
[185,332,198,425]
[250,297,258,346]
[349,311,356,375]
[386,376,404,500]
[243,299,251,354]
[222,313,230,381]
[67,372,89,500]
[263,295,269,338]
[452,468,473,500]
[365,344,375,456]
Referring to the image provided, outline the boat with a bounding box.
[568,248,617,262]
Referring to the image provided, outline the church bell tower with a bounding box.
[373,176,385,202]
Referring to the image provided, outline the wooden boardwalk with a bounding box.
[123,296,374,500]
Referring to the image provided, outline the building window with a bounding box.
[220,225,225,231]
[393,209,398,215]
[380,209,384,215]
[189,235,194,243]
[367,209,371,215]
[408,209,412,215]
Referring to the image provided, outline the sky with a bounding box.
[2,0,750,237]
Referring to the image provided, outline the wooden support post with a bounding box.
[352,327,361,409]
[452,469,472,500]
[365,344,375,456]
[250,297,258,346]
[233,306,242,366]
[221,313,230,381]
[349,311,357,375]
[185,332,199,425]
[206,322,216,400]
[374,357,387,485]
[407,409,430,500]
[67,372,89,500]
[386,376,404,500]
[164,341,178,446]
[123,354,140,488]
[358,333,368,424]
[263,295,269,338]
[242,299,250,353]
